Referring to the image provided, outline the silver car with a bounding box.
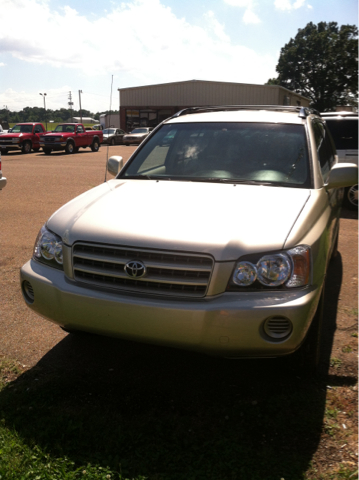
[20,106,357,371]
[102,128,127,145]
[123,127,152,146]
[0,155,6,189]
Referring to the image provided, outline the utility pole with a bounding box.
[39,93,47,130]
[68,91,74,122]
[78,90,83,124]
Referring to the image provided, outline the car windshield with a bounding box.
[103,129,116,134]
[121,122,311,187]
[324,118,358,150]
[54,125,75,133]
[131,128,148,134]
[11,125,33,133]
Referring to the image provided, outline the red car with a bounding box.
[40,123,103,154]
[0,123,46,154]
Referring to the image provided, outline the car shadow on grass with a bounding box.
[0,255,356,480]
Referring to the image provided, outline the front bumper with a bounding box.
[20,259,322,358]
[40,142,67,150]
[0,143,21,151]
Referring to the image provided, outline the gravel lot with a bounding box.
[1,145,358,373]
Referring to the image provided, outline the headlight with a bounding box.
[54,136,63,141]
[229,245,311,290]
[33,224,63,269]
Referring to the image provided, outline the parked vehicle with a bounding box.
[39,123,103,154]
[20,106,357,372]
[321,111,358,209]
[0,156,6,190]
[102,128,127,145]
[0,123,46,154]
[123,127,153,146]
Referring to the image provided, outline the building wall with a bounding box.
[119,80,309,130]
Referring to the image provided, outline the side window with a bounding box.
[77,126,84,133]
[34,125,44,134]
[312,121,335,182]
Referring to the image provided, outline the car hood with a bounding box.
[0,132,26,138]
[47,179,311,261]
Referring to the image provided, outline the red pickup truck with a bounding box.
[0,123,46,154]
[40,123,103,154]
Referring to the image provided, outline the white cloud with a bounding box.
[0,62,5,67]
[204,11,230,42]
[0,0,277,111]
[274,0,308,10]
[223,0,261,24]
[243,8,261,24]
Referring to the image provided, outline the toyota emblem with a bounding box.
[124,260,146,278]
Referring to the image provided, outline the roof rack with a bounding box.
[171,105,320,119]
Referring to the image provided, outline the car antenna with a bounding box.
[104,74,113,183]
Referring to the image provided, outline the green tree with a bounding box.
[269,22,358,111]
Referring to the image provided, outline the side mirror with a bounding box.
[326,163,358,190]
[107,156,124,176]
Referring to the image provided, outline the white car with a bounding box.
[321,111,358,209]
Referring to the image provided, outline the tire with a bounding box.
[344,185,358,210]
[43,148,52,155]
[295,282,326,375]
[22,141,31,154]
[91,139,100,152]
[65,142,75,154]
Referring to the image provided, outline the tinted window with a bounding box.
[122,122,311,188]
[324,118,358,150]
[312,121,336,182]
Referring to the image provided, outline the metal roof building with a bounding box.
[118,79,309,130]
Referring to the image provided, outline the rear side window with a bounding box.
[324,118,358,150]
[312,121,336,183]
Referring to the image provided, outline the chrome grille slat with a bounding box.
[72,243,213,297]
[73,263,209,286]
[74,251,212,272]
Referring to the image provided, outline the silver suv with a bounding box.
[20,106,357,371]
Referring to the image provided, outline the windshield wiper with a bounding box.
[123,175,174,180]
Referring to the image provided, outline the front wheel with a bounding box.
[294,283,326,375]
[22,141,31,154]
[91,140,100,152]
[65,142,75,154]
[344,185,358,210]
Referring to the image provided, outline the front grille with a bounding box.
[72,243,214,297]
[44,137,56,143]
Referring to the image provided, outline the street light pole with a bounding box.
[78,90,83,124]
[39,93,47,130]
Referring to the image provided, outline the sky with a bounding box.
[0,0,357,114]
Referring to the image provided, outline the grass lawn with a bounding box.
[0,342,357,480]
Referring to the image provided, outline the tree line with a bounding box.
[0,107,119,125]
